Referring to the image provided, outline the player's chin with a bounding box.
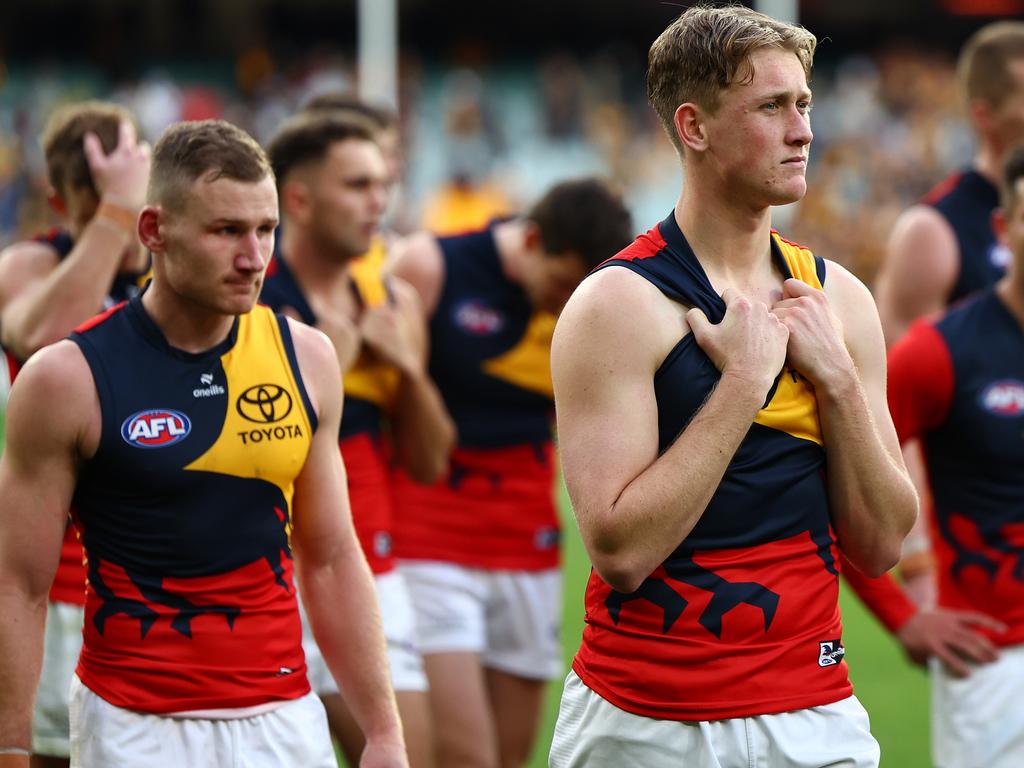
[220,290,261,316]
[767,179,807,206]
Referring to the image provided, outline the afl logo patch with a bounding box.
[236,383,293,423]
[454,300,504,336]
[979,380,1024,417]
[121,409,191,448]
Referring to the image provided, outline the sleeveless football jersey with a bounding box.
[22,229,151,606]
[886,291,1024,645]
[261,250,400,574]
[923,169,1007,304]
[70,297,316,713]
[391,224,559,570]
[572,213,851,721]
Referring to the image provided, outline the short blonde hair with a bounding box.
[957,21,1024,110]
[148,120,272,212]
[647,4,816,154]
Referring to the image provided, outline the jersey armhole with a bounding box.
[274,314,319,434]
[69,332,111,451]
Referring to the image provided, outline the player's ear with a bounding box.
[137,206,165,253]
[674,102,709,153]
[47,189,67,216]
[280,178,313,227]
[523,221,542,252]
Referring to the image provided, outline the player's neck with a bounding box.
[675,192,774,282]
[141,284,236,354]
[280,226,353,290]
[493,219,529,286]
[974,145,1002,186]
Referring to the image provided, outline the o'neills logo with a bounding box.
[121,409,191,448]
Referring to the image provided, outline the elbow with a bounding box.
[406,453,449,486]
[585,531,649,594]
[854,544,902,579]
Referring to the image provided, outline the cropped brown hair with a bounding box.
[40,100,137,198]
[647,4,816,154]
[266,111,379,189]
[148,120,272,212]
[957,22,1024,110]
[527,178,633,271]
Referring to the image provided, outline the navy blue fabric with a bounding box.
[429,226,553,449]
[926,290,1024,580]
[591,213,834,561]
[261,252,380,439]
[927,169,1005,303]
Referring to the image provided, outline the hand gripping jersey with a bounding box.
[886,291,1024,646]
[391,225,560,571]
[572,213,852,721]
[924,169,1008,303]
[70,297,315,713]
[261,249,400,574]
[16,229,151,607]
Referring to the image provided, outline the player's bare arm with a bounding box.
[362,276,454,483]
[0,121,150,361]
[286,319,408,768]
[773,267,917,576]
[0,341,97,764]
[875,205,959,347]
[388,232,446,319]
[553,267,788,594]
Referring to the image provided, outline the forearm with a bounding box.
[391,367,456,484]
[841,553,917,634]
[581,372,765,593]
[820,374,917,576]
[0,588,47,753]
[1,214,133,359]
[298,550,403,746]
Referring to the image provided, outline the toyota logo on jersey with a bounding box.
[121,409,192,448]
[979,380,1024,417]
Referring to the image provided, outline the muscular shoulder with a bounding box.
[7,339,98,459]
[0,240,60,308]
[823,260,886,363]
[389,231,445,316]
[285,318,342,424]
[876,202,954,317]
[554,266,683,378]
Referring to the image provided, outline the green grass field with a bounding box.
[524,485,932,768]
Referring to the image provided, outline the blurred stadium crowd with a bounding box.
[0,41,970,286]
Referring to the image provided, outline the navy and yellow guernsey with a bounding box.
[70,295,316,714]
[16,229,151,610]
[391,224,560,571]
[573,213,851,721]
[261,247,401,574]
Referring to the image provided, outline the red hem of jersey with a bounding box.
[76,668,312,714]
[571,658,854,721]
[47,587,87,606]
